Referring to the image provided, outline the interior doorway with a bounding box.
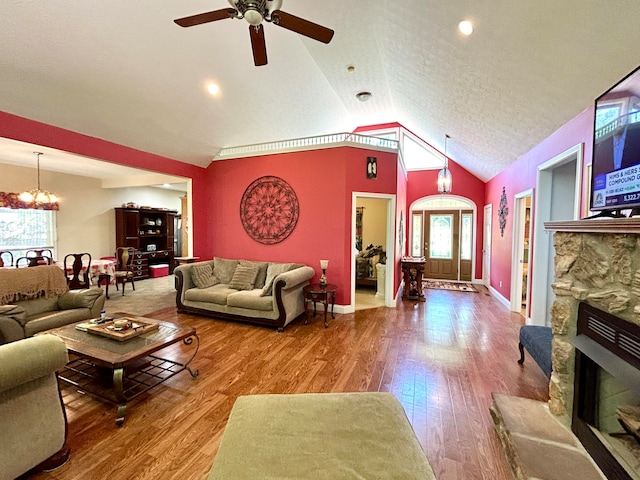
[352,193,396,312]
[510,190,533,318]
[530,144,583,326]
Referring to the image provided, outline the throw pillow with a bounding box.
[192,264,220,289]
[213,257,239,284]
[260,263,294,297]
[228,264,259,291]
[241,260,269,289]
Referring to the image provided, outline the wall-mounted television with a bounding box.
[590,65,640,215]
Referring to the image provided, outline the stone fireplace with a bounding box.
[547,218,640,480]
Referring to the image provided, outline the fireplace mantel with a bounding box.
[545,217,640,234]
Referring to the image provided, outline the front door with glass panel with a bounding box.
[424,211,458,280]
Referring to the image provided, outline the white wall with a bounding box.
[0,163,184,258]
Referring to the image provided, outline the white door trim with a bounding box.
[530,143,583,326]
[510,189,533,317]
[350,192,397,313]
[483,204,492,288]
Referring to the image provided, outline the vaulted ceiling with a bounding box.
[1,1,639,182]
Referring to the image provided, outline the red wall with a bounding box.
[206,147,399,305]
[0,111,212,256]
[406,159,486,280]
[484,107,593,300]
[4,107,598,311]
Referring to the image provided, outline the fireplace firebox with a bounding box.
[572,302,640,480]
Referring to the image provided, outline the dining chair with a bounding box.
[96,256,117,300]
[15,256,50,267]
[63,253,92,290]
[25,249,54,266]
[0,250,13,267]
[114,247,136,296]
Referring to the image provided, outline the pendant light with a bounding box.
[437,134,452,194]
[19,152,59,205]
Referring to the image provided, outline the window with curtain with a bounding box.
[0,207,57,259]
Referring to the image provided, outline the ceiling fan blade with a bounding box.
[249,24,268,66]
[174,8,237,27]
[271,10,334,44]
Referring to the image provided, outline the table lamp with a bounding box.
[319,259,328,286]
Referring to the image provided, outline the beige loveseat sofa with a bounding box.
[175,257,315,331]
[0,265,106,344]
[0,334,70,480]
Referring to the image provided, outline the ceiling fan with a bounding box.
[174,0,335,66]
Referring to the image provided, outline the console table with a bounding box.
[401,257,425,302]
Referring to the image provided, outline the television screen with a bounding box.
[590,65,640,213]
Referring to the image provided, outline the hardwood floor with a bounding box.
[29,285,549,480]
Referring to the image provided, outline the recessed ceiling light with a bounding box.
[207,83,220,95]
[356,91,372,102]
[458,20,474,36]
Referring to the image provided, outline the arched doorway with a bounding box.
[409,195,477,282]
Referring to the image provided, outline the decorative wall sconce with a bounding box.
[366,157,377,179]
[319,259,328,286]
[437,134,452,194]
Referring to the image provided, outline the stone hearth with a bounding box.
[492,218,640,480]
[490,393,603,480]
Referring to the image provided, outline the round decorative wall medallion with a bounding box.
[240,176,299,245]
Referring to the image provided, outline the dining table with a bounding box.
[55,258,116,298]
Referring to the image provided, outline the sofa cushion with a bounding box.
[261,263,295,296]
[229,264,259,291]
[15,297,60,319]
[227,290,273,312]
[184,284,237,305]
[57,288,103,310]
[242,261,269,289]
[214,258,239,284]
[24,309,96,337]
[192,264,220,289]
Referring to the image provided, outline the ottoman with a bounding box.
[208,392,435,479]
[517,325,553,378]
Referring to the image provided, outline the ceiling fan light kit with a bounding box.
[175,0,334,66]
[243,8,263,26]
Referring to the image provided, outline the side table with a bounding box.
[401,257,426,302]
[303,283,337,328]
[175,256,200,266]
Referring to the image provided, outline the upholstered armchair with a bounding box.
[0,334,70,479]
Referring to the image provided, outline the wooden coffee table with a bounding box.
[42,314,199,426]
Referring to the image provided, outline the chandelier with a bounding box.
[437,134,452,194]
[19,152,59,205]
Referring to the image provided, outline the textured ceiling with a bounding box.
[1,0,639,182]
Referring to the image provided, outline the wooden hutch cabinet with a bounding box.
[115,207,177,279]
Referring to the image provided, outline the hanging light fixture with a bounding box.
[19,152,59,205]
[437,134,452,194]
